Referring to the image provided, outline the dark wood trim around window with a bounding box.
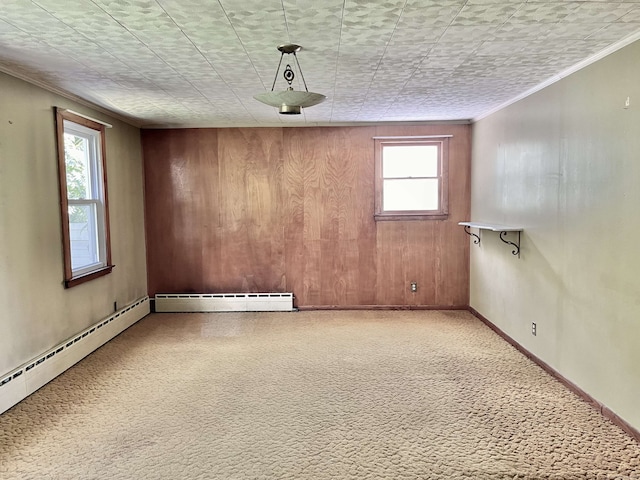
[374,137,450,221]
[55,107,113,288]
[64,265,114,288]
[373,213,450,221]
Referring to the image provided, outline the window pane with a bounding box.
[68,204,99,271]
[64,132,91,200]
[382,145,438,178]
[383,179,439,211]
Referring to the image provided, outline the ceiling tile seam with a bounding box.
[470,1,527,71]
[86,0,219,119]
[215,0,285,125]
[329,0,347,123]
[373,0,531,123]
[472,28,640,123]
[280,0,292,47]
[583,5,638,41]
[374,0,470,122]
[3,3,141,102]
[352,0,411,122]
[497,1,526,31]
[28,0,177,118]
[281,0,311,124]
[620,6,640,23]
[154,0,259,124]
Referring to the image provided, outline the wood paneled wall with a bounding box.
[142,124,470,307]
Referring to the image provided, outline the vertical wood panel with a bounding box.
[282,129,306,306]
[406,221,437,305]
[284,127,376,306]
[217,128,285,292]
[142,129,219,296]
[440,125,471,305]
[143,124,470,307]
[375,221,437,306]
[375,222,407,305]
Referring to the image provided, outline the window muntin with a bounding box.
[55,109,112,287]
[375,138,449,220]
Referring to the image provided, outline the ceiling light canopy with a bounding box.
[254,44,326,115]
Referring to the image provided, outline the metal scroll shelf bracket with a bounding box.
[458,222,522,258]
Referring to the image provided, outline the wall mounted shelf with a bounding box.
[458,222,523,258]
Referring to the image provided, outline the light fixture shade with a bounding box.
[254,90,326,111]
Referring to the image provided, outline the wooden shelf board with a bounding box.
[458,221,522,232]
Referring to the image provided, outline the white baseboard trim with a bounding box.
[0,296,150,414]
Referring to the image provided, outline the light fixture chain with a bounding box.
[292,52,310,93]
[270,52,285,92]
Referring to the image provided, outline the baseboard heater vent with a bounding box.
[0,296,150,415]
[154,293,294,312]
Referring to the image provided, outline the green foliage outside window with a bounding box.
[64,134,89,223]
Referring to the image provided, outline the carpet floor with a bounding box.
[1,310,639,479]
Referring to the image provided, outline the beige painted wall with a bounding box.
[0,72,148,376]
[470,40,640,431]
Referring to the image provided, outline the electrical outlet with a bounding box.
[410,282,417,293]
[531,322,537,336]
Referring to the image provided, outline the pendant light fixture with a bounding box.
[254,44,326,115]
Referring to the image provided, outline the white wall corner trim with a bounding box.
[0,297,150,415]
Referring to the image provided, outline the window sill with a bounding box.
[65,265,114,288]
[374,213,449,221]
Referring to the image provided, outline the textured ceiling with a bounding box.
[1,0,639,128]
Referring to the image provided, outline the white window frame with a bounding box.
[374,136,450,221]
[55,108,113,287]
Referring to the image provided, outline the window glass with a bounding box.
[68,204,100,271]
[383,179,439,211]
[64,132,91,200]
[382,145,438,178]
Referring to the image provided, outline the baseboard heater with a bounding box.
[154,293,294,312]
[0,296,150,415]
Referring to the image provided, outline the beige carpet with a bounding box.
[1,310,639,479]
